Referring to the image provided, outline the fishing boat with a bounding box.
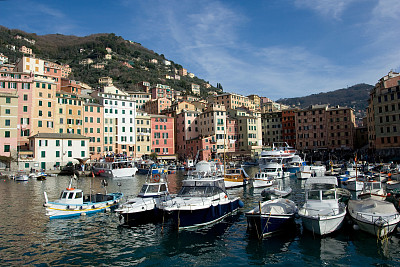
[348,198,400,237]
[357,179,386,200]
[29,171,47,180]
[295,165,326,179]
[298,176,347,236]
[115,173,172,225]
[343,177,364,192]
[92,156,138,178]
[224,167,249,188]
[43,177,123,219]
[246,198,298,238]
[252,171,275,188]
[160,163,244,229]
[283,155,306,173]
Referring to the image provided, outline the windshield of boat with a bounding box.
[177,186,224,197]
[139,184,163,194]
[264,168,279,172]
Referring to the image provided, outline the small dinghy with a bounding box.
[246,198,298,238]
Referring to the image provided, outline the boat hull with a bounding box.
[45,193,123,219]
[167,198,242,229]
[252,179,274,188]
[99,167,138,178]
[299,210,346,236]
[246,213,295,237]
[224,180,248,188]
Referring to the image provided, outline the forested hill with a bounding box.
[276,83,374,118]
[0,26,218,95]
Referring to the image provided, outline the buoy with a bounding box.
[353,224,360,230]
[238,199,244,208]
[81,212,87,216]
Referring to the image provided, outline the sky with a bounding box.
[1,0,400,100]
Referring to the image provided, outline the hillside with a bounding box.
[0,26,217,95]
[276,83,374,121]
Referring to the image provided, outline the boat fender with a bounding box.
[238,199,244,208]
[81,212,87,216]
[212,206,215,217]
[353,224,360,231]
[80,206,83,210]
[92,205,96,209]
[67,205,70,209]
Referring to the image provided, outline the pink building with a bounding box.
[151,84,174,100]
[175,110,200,160]
[0,71,34,150]
[150,115,175,160]
[144,98,171,115]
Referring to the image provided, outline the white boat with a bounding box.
[296,165,326,179]
[283,155,306,173]
[348,198,400,237]
[259,142,296,170]
[43,178,123,219]
[92,156,138,178]
[261,161,290,179]
[246,198,298,237]
[252,171,275,188]
[261,184,292,199]
[298,176,347,236]
[343,178,364,191]
[357,180,386,200]
[160,162,244,229]
[29,171,47,180]
[15,171,29,181]
[115,173,172,225]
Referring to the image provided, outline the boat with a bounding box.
[29,171,47,180]
[298,176,347,236]
[260,161,290,179]
[92,156,138,178]
[348,198,400,237]
[295,165,326,179]
[283,155,306,173]
[259,142,296,170]
[246,198,298,238]
[43,177,123,219]
[224,167,249,188]
[137,160,166,175]
[160,162,244,229]
[14,171,29,181]
[357,179,386,200]
[252,171,275,188]
[343,177,364,192]
[261,183,292,199]
[115,173,172,225]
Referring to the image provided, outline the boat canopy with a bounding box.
[304,176,338,188]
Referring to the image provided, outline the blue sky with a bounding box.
[1,0,399,100]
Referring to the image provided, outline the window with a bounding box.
[68,140,72,146]
[4,145,10,152]
[81,140,85,147]
[56,140,60,146]
[41,151,46,158]
[5,120,10,126]
[5,131,10,138]
[68,151,72,157]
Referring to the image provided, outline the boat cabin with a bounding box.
[305,177,338,201]
[178,178,227,198]
[138,183,168,198]
[58,188,84,205]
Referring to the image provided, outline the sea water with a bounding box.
[0,167,399,266]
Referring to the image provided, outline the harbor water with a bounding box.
[1,167,400,266]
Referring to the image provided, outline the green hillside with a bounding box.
[0,26,217,95]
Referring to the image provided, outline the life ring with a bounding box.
[66,187,75,191]
[152,174,161,183]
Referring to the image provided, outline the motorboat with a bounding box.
[92,156,138,178]
[296,165,326,180]
[283,155,306,173]
[14,171,29,181]
[43,177,123,219]
[348,198,400,237]
[246,198,298,238]
[160,164,244,229]
[224,167,249,188]
[357,180,386,200]
[29,171,47,180]
[261,161,290,179]
[259,142,296,170]
[252,171,275,188]
[342,177,364,191]
[298,176,347,236]
[261,183,292,200]
[115,173,172,225]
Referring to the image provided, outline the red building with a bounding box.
[282,109,297,147]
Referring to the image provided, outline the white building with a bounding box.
[28,133,89,170]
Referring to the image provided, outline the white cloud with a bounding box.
[294,0,356,20]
